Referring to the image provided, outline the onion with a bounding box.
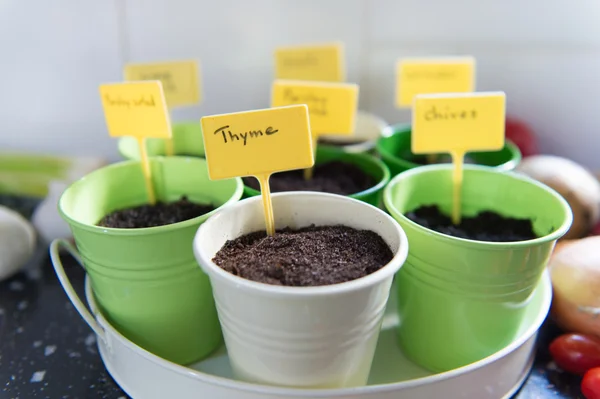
[516,155,600,239]
[550,236,600,337]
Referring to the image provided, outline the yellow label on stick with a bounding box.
[124,60,201,108]
[271,80,359,135]
[99,81,172,205]
[396,57,475,108]
[412,92,505,154]
[99,81,172,139]
[201,105,314,179]
[271,79,358,179]
[412,91,506,225]
[274,43,344,82]
[201,105,314,236]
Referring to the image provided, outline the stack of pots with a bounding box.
[50,111,573,389]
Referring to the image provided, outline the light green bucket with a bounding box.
[118,121,205,160]
[384,164,572,372]
[50,156,243,365]
[242,146,390,207]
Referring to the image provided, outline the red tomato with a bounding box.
[582,368,600,399]
[505,117,539,158]
[589,221,600,237]
[549,334,600,375]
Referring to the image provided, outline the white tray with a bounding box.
[67,272,551,399]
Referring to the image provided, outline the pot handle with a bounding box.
[49,239,106,342]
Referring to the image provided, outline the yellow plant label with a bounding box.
[99,81,172,139]
[412,92,505,154]
[201,105,314,180]
[274,43,344,82]
[271,80,358,135]
[413,91,505,226]
[396,57,475,107]
[124,60,201,107]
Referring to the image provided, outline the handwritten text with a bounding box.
[406,70,456,80]
[104,95,156,108]
[138,72,176,92]
[214,125,279,146]
[424,106,477,121]
[282,53,319,68]
[283,88,327,116]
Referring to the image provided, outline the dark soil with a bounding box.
[243,161,375,196]
[319,138,366,147]
[174,153,203,157]
[405,153,476,165]
[97,196,214,229]
[212,224,394,286]
[406,205,537,242]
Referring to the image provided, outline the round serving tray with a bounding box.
[64,271,552,399]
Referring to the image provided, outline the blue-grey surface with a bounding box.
[0,195,586,399]
[0,255,586,399]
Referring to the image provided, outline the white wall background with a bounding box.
[1,0,599,167]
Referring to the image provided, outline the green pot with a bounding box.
[376,124,522,176]
[384,164,572,372]
[243,146,390,207]
[50,156,243,365]
[118,121,205,160]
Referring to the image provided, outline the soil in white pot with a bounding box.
[212,225,393,286]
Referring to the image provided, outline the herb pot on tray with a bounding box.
[318,110,389,154]
[193,192,409,388]
[50,156,243,365]
[242,146,390,207]
[384,164,572,372]
[118,121,205,160]
[376,124,521,176]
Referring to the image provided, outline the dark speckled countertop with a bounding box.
[0,197,587,399]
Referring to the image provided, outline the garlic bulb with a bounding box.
[31,180,72,245]
[0,205,36,281]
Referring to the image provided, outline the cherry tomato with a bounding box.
[549,334,600,375]
[582,367,600,399]
[589,221,600,237]
[505,117,539,158]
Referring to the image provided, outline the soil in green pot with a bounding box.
[406,205,537,242]
[212,224,393,287]
[406,153,477,166]
[243,161,374,196]
[98,196,214,229]
[318,137,366,147]
[174,153,203,158]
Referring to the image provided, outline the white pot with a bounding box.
[193,192,408,389]
[319,111,389,153]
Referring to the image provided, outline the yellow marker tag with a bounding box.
[271,79,358,178]
[396,57,475,108]
[201,105,314,236]
[274,43,345,82]
[99,81,172,205]
[124,60,200,156]
[124,60,201,107]
[412,91,506,224]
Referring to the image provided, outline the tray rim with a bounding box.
[85,271,551,396]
